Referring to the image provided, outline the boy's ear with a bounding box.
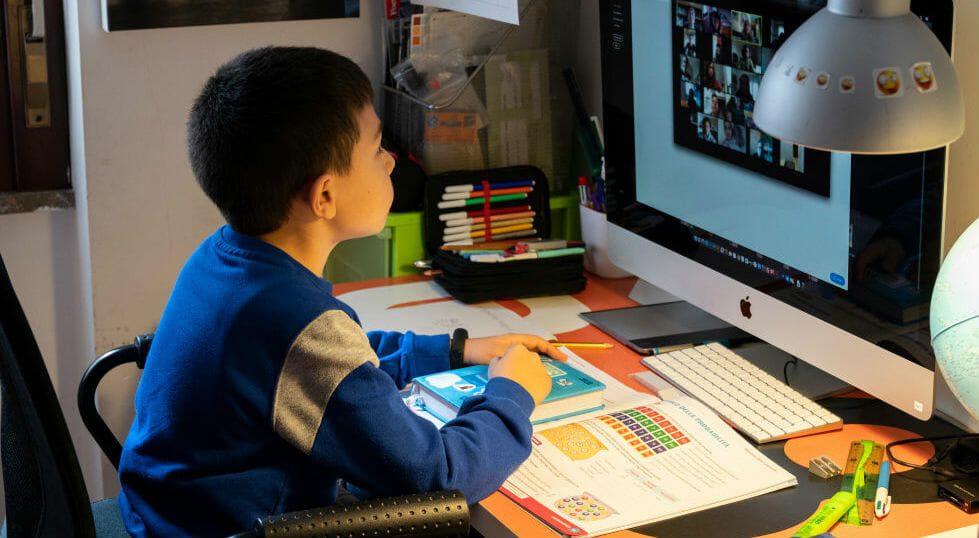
[307,173,337,220]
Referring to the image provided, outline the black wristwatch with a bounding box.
[450,328,468,370]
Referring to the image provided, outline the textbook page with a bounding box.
[501,393,797,536]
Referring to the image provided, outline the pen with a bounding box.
[550,342,615,349]
[875,460,891,518]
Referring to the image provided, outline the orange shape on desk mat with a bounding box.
[495,299,531,318]
[783,424,934,472]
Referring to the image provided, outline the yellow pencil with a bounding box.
[550,342,615,349]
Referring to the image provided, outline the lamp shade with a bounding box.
[754,0,963,154]
[930,218,979,422]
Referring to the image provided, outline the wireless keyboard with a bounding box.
[640,342,843,443]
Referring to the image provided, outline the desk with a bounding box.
[334,273,979,538]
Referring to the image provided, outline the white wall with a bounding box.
[946,0,979,251]
[0,208,92,513]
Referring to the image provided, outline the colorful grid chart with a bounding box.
[597,406,691,458]
[553,493,615,522]
[539,423,607,461]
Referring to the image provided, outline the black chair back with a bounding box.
[0,253,95,537]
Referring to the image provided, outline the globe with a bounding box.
[930,217,979,421]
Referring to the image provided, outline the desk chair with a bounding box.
[77,334,152,472]
[0,253,128,537]
[74,303,471,537]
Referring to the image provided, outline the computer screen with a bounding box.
[600,0,954,420]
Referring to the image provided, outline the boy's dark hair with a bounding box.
[188,46,373,235]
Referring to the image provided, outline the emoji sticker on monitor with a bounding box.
[874,67,902,98]
[816,72,831,89]
[910,62,937,93]
[794,67,809,85]
[839,76,855,94]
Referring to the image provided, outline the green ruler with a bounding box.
[839,440,884,525]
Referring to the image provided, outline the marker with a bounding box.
[875,460,891,518]
[438,205,533,221]
[792,491,856,538]
[444,180,535,193]
[444,211,535,227]
[458,250,508,259]
[442,217,535,235]
[442,222,534,242]
[550,342,615,349]
[436,193,527,209]
[467,248,585,263]
[441,186,533,200]
[442,229,538,247]
[440,237,538,251]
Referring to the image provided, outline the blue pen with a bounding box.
[874,460,891,518]
[595,178,606,212]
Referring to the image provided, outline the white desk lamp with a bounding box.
[754,0,964,154]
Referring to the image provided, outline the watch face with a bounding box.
[450,328,468,368]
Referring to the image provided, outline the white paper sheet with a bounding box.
[338,282,555,339]
[337,281,591,339]
[412,0,519,25]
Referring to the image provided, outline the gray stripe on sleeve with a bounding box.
[272,309,380,454]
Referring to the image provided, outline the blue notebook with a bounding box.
[412,359,606,425]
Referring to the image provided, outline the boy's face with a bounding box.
[332,104,395,240]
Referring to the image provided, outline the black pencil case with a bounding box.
[423,165,586,303]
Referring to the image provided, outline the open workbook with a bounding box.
[406,355,797,537]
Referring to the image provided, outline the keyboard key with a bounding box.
[785,422,813,434]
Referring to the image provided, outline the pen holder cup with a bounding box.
[579,205,632,279]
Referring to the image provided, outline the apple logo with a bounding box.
[739,296,752,319]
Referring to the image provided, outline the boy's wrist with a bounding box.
[449,328,467,369]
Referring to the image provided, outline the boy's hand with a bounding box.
[488,344,552,405]
[463,333,567,365]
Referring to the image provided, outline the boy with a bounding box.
[118,46,565,538]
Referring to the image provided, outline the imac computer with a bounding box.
[599,0,954,421]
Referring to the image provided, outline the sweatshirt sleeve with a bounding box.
[366,330,450,388]
[272,309,535,503]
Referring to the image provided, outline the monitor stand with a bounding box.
[628,279,851,401]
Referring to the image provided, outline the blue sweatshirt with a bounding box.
[118,225,535,537]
